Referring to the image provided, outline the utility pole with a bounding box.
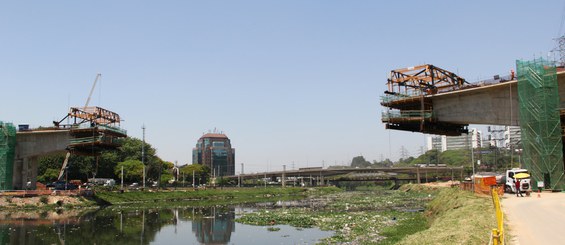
[282,165,286,188]
[142,125,146,190]
[192,170,195,188]
[121,166,124,190]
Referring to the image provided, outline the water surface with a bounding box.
[0,205,332,245]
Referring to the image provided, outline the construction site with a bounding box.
[381,59,565,191]
[0,74,127,194]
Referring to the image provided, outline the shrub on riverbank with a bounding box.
[396,186,496,245]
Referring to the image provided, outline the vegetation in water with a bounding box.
[237,184,496,244]
[237,187,435,244]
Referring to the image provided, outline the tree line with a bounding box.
[37,137,210,186]
[349,147,518,171]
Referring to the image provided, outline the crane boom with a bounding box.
[57,152,72,181]
[84,73,101,110]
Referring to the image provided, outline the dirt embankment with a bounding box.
[0,195,85,208]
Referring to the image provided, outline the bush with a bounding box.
[40,196,49,204]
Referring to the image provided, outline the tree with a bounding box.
[410,149,441,166]
[372,159,394,167]
[351,156,370,168]
[37,136,164,183]
[179,164,210,186]
[114,160,144,183]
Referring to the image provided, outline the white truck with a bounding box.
[505,168,532,193]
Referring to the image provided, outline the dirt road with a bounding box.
[502,192,565,245]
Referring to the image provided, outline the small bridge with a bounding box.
[224,166,464,186]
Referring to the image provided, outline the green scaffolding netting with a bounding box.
[517,58,565,190]
[0,121,16,190]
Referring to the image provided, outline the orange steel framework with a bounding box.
[58,107,121,127]
[387,64,467,95]
[54,106,126,155]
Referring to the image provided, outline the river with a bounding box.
[0,204,333,245]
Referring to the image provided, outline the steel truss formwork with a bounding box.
[55,106,127,155]
[381,64,468,136]
[517,58,565,190]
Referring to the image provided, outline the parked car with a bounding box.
[48,181,78,190]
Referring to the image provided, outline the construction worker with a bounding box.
[515,179,523,197]
[510,69,515,80]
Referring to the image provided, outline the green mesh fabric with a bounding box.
[0,121,16,190]
[517,58,564,190]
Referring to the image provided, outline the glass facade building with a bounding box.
[192,133,235,176]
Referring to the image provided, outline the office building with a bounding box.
[427,128,482,152]
[192,132,235,176]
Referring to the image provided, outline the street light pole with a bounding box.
[142,125,146,190]
[282,165,286,188]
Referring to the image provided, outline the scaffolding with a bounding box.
[55,106,127,155]
[381,64,469,136]
[0,121,16,190]
[517,58,565,190]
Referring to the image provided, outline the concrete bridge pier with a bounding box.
[12,157,40,190]
[13,130,70,190]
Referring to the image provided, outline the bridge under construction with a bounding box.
[381,59,565,191]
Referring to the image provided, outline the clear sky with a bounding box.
[1,1,564,173]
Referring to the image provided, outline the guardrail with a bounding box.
[381,110,432,120]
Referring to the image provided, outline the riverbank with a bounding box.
[236,184,496,244]
[0,187,341,210]
[397,185,496,244]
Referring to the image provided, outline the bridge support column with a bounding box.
[12,157,38,190]
[416,167,421,184]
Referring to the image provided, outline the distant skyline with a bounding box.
[1,1,564,173]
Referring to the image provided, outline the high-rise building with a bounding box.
[427,128,482,152]
[485,126,521,149]
[192,133,235,176]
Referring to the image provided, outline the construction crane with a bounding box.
[57,74,101,181]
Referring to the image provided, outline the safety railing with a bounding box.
[381,110,432,120]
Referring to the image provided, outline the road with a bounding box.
[502,192,565,245]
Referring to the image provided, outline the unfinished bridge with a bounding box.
[381,60,565,190]
[1,106,126,190]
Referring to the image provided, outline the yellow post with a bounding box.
[492,229,500,245]
[491,186,504,244]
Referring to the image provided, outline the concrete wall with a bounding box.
[13,130,70,189]
[432,72,565,126]
[432,82,520,126]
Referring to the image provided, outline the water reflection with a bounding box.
[0,205,331,245]
[191,207,235,244]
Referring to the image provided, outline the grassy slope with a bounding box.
[397,186,496,245]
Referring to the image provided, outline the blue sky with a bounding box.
[1,1,563,173]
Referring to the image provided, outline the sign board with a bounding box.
[537,181,544,188]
